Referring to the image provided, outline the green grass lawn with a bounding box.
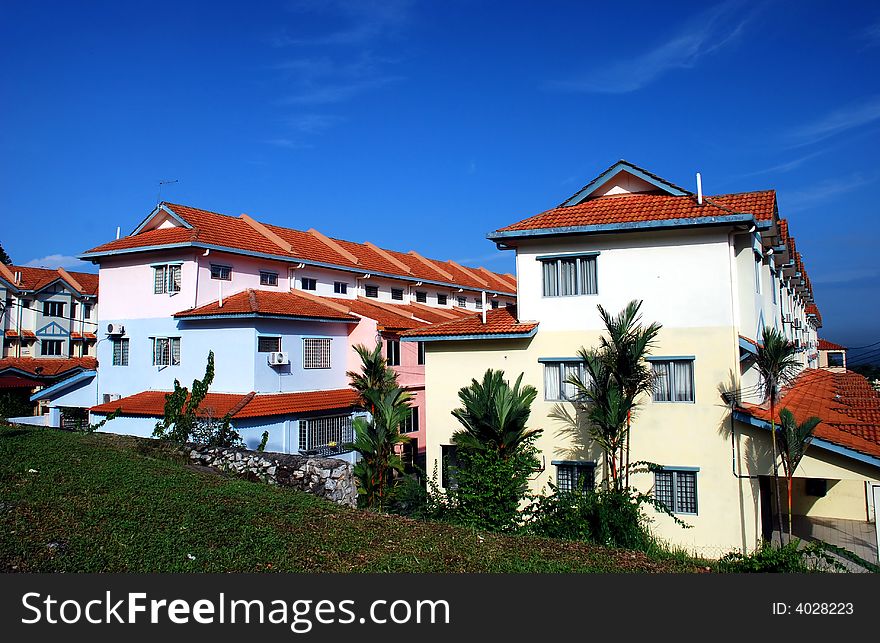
[0,424,699,573]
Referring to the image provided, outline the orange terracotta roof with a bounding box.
[326,297,423,331]
[174,289,359,322]
[818,339,846,351]
[740,369,880,460]
[21,330,36,338]
[1,265,98,295]
[70,332,83,340]
[5,329,18,338]
[90,388,360,419]
[0,357,97,377]
[400,305,537,339]
[83,202,515,294]
[806,303,822,327]
[495,190,776,234]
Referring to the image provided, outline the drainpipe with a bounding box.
[725,394,758,480]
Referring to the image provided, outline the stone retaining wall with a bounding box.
[183,444,357,507]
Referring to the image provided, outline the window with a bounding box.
[651,359,695,402]
[152,337,181,366]
[456,296,467,307]
[303,338,331,369]
[260,271,278,286]
[491,299,499,309]
[441,445,458,489]
[258,336,281,353]
[334,281,348,295]
[400,407,419,433]
[43,301,64,317]
[437,293,447,305]
[83,304,92,319]
[365,284,379,298]
[555,461,595,493]
[112,338,129,366]
[770,270,777,304]
[301,277,317,291]
[40,340,62,356]
[71,302,77,319]
[541,254,597,297]
[391,288,404,301]
[543,360,585,401]
[415,291,427,303]
[386,339,401,366]
[210,264,232,281]
[474,298,483,310]
[153,264,181,294]
[827,352,844,367]
[299,414,354,455]
[417,341,425,365]
[654,468,698,514]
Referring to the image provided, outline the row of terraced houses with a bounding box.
[2,160,878,557]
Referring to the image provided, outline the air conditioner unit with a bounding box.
[102,393,122,404]
[268,351,289,366]
[107,323,125,335]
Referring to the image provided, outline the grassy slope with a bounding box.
[0,425,697,573]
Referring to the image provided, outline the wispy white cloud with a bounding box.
[859,20,880,48]
[734,150,827,179]
[264,138,315,150]
[272,0,413,47]
[275,52,403,105]
[23,254,85,270]
[781,172,879,211]
[548,1,753,94]
[787,95,880,146]
[287,113,345,134]
[454,252,515,267]
[813,267,880,285]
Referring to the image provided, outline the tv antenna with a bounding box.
[157,179,179,205]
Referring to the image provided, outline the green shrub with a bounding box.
[0,390,32,420]
[714,540,847,573]
[525,486,656,550]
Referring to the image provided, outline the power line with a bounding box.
[2,300,99,329]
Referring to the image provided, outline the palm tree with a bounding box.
[594,300,661,486]
[754,327,801,542]
[347,342,398,415]
[550,300,660,490]
[450,369,542,460]
[348,387,413,510]
[777,407,821,541]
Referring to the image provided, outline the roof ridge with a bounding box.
[247,289,258,312]
[309,228,360,265]
[447,260,489,287]
[363,241,411,274]
[239,213,294,253]
[229,391,257,417]
[55,267,84,294]
[290,288,353,314]
[406,250,455,281]
[355,296,416,319]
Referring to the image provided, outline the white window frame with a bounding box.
[386,339,401,366]
[654,467,698,515]
[539,252,598,297]
[334,281,348,295]
[111,337,129,366]
[303,337,331,369]
[301,277,317,291]
[542,359,585,401]
[153,263,182,295]
[151,336,181,367]
[400,406,419,433]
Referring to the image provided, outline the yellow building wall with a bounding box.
[424,326,772,556]
[787,478,869,521]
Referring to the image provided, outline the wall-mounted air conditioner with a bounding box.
[268,351,289,366]
[107,323,125,335]
[102,393,122,403]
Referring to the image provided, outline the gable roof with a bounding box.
[818,339,846,351]
[399,305,538,340]
[739,369,880,462]
[174,289,359,323]
[81,202,516,295]
[0,265,98,296]
[90,388,360,419]
[561,159,690,206]
[0,357,98,379]
[491,190,777,239]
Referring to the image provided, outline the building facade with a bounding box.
[402,161,879,555]
[81,202,515,460]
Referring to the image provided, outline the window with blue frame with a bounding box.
[654,468,698,514]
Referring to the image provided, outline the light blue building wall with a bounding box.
[97,317,353,399]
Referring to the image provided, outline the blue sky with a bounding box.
[1,0,878,351]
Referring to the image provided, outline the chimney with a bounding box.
[696,172,703,205]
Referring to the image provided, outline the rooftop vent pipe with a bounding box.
[696,173,703,205]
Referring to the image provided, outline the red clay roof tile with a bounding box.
[174,289,359,322]
[400,305,537,338]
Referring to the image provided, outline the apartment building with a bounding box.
[78,202,515,463]
[402,160,879,554]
